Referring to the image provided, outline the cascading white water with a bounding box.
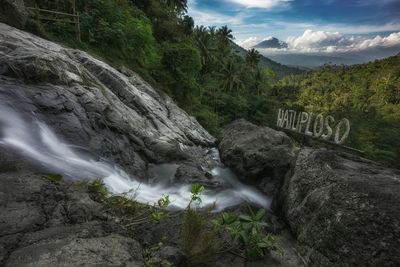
[0,106,271,211]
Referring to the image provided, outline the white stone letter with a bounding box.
[334,118,351,145]
[298,112,309,133]
[305,112,314,136]
[277,109,284,127]
[313,114,324,138]
[322,115,335,141]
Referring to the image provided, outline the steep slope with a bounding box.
[231,42,303,78]
[0,23,215,177]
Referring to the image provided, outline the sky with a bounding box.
[187,0,400,54]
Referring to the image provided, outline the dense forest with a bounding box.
[23,0,400,167]
[276,57,400,167]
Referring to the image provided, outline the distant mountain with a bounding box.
[231,42,303,78]
[253,37,288,49]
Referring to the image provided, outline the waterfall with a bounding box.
[0,106,270,211]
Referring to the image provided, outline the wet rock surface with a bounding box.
[0,155,144,266]
[0,149,303,267]
[0,23,215,178]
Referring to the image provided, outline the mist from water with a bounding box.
[0,106,271,211]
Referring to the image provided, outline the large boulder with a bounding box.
[218,119,297,194]
[219,120,400,266]
[0,23,215,177]
[277,148,400,266]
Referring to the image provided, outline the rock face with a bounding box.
[0,149,144,266]
[220,120,400,267]
[219,119,297,194]
[278,148,400,267]
[0,23,215,177]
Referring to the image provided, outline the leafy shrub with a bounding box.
[213,208,278,261]
[87,178,110,203]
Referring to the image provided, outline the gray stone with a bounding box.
[5,234,143,267]
[277,148,400,266]
[175,163,223,189]
[0,166,144,266]
[219,119,297,194]
[154,245,185,265]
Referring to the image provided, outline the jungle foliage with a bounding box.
[276,57,400,167]
[24,0,400,167]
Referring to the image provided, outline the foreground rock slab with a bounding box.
[277,148,400,266]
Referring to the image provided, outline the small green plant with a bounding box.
[213,207,278,261]
[106,191,142,217]
[87,179,171,225]
[87,179,110,202]
[180,183,220,264]
[151,195,171,223]
[191,183,205,202]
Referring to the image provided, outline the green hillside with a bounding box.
[272,55,400,167]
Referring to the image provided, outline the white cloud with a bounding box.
[243,30,400,53]
[239,36,273,48]
[287,29,343,52]
[226,0,292,9]
[356,32,400,50]
[285,30,400,53]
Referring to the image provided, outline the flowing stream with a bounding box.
[0,106,270,211]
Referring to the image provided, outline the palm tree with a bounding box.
[217,25,234,42]
[166,0,187,12]
[254,68,263,95]
[208,26,217,38]
[216,25,234,57]
[219,57,244,93]
[246,49,261,69]
[194,26,215,68]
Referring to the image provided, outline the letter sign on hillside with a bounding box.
[277,109,351,145]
